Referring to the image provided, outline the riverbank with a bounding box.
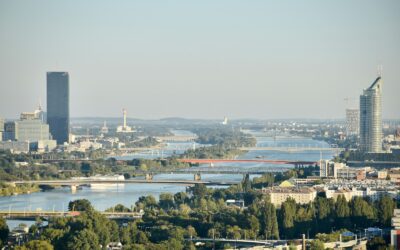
[0,182,40,197]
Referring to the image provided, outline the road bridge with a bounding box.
[9,179,237,187]
[187,237,290,247]
[239,146,343,152]
[0,211,143,220]
[155,135,197,142]
[178,159,316,166]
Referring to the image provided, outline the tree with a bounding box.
[174,192,188,206]
[16,240,54,250]
[191,184,208,198]
[310,239,325,250]
[281,198,296,229]
[242,174,251,192]
[66,229,100,250]
[263,202,279,240]
[335,195,350,218]
[159,193,174,210]
[315,197,332,220]
[0,217,9,245]
[377,195,395,227]
[350,197,376,227]
[185,225,197,238]
[367,236,388,250]
[68,199,93,212]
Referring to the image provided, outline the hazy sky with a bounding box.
[0,0,399,120]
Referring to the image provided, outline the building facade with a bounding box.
[47,72,70,144]
[346,108,359,135]
[0,118,3,141]
[360,77,383,153]
[262,187,317,207]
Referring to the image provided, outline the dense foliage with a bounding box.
[15,180,396,249]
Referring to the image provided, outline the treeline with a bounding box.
[0,183,39,196]
[125,137,159,148]
[182,127,257,159]
[10,183,396,250]
[193,127,256,147]
[126,158,190,172]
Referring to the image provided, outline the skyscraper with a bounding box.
[47,72,69,144]
[359,76,382,153]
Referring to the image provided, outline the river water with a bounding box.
[1,130,335,228]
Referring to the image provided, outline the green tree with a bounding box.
[281,198,297,229]
[159,193,174,210]
[242,174,251,192]
[16,240,54,250]
[310,239,325,250]
[68,199,93,212]
[335,195,350,218]
[377,195,395,226]
[66,229,100,250]
[191,184,208,198]
[0,217,9,245]
[315,197,332,220]
[263,202,279,240]
[174,192,188,206]
[351,197,376,227]
[367,236,388,250]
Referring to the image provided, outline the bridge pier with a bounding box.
[145,173,154,181]
[70,185,77,194]
[194,173,201,181]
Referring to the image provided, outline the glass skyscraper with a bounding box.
[47,72,69,144]
[359,76,382,153]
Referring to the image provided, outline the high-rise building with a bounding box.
[345,109,359,135]
[0,118,4,141]
[359,76,383,153]
[47,72,69,144]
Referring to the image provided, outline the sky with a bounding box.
[0,0,399,120]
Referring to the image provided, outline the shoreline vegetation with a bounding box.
[0,182,40,196]
[0,127,257,197]
[1,181,395,249]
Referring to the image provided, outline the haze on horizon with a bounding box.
[0,0,399,120]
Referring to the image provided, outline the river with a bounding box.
[1,130,336,228]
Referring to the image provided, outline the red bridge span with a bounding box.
[178,159,316,166]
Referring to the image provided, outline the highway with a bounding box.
[0,211,143,220]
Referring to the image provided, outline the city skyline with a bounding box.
[0,0,399,120]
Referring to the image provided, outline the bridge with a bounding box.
[0,211,143,220]
[155,135,197,142]
[8,178,237,187]
[178,159,316,167]
[187,237,290,247]
[239,146,343,152]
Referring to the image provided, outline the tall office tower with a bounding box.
[0,118,4,141]
[345,109,359,135]
[359,76,383,153]
[47,72,69,144]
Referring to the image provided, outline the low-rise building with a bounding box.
[323,179,399,201]
[0,141,29,153]
[377,170,388,179]
[389,169,400,183]
[262,187,317,207]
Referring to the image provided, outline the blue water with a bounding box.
[1,130,335,228]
